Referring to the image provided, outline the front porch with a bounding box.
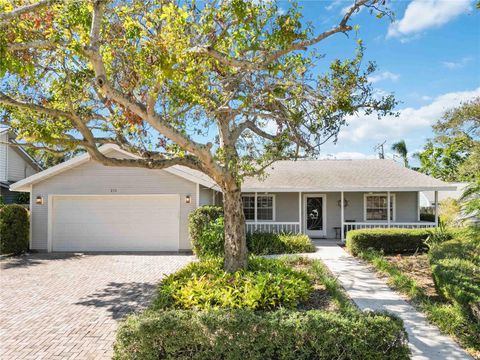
[243,190,440,241]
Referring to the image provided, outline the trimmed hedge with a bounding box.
[0,204,29,255]
[151,257,313,311]
[189,207,315,258]
[429,228,480,319]
[188,206,224,257]
[114,309,410,360]
[247,232,315,255]
[346,228,431,255]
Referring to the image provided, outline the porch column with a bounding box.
[387,191,391,228]
[341,191,345,242]
[196,183,200,208]
[417,192,420,221]
[434,190,439,226]
[254,192,258,231]
[298,192,302,233]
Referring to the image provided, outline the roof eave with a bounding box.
[241,186,457,192]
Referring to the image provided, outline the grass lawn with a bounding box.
[354,228,480,359]
[114,256,410,360]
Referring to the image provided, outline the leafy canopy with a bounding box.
[0,0,395,185]
[417,98,480,182]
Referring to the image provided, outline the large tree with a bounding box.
[417,98,479,182]
[0,0,394,271]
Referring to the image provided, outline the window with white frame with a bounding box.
[364,194,395,221]
[242,195,275,221]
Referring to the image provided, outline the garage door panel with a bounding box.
[51,195,179,251]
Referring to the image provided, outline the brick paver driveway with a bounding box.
[0,253,193,359]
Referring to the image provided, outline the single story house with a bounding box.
[1,127,42,204]
[11,144,455,252]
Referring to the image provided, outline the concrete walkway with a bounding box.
[309,240,472,360]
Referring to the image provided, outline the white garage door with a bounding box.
[51,195,180,252]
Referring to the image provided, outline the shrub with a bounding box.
[0,204,29,255]
[429,228,480,319]
[346,228,431,256]
[247,232,315,255]
[151,257,313,311]
[188,206,224,257]
[114,309,410,360]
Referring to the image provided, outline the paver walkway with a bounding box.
[310,240,473,360]
[0,253,193,360]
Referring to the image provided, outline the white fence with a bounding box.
[246,222,301,234]
[343,222,436,232]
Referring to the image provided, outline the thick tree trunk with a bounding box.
[223,187,248,272]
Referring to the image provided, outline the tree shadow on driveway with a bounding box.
[0,253,83,270]
[75,282,158,319]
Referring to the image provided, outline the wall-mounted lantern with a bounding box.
[185,195,191,204]
[35,195,44,205]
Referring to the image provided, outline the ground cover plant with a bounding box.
[114,256,410,360]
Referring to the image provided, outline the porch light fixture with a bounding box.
[337,199,349,208]
[185,195,191,204]
[35,195,44,205]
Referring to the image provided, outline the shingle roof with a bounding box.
[240,159,455,192]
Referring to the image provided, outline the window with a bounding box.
[242,195,275,221]
[364,194,395,221]
[242,195,255,221]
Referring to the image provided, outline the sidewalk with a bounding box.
[308,240,472,360]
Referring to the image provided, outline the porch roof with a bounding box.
[240,159,456,192]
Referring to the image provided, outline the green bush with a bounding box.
[247,232,315,255]
[429,228,480,318]
[151,257,313,311]
[114,309,410,360]
[0,204,29,255]
[188,206,224,257]
[189,206,315,258]
[346,228,432,255]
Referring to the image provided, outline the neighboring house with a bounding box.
[420,182,468,208]
[0,128,42,204]
[10,144,455,252]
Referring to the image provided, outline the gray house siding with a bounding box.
[31,160,198,251]
[270,191,420,238]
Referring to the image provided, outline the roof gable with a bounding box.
[10,145,218,191]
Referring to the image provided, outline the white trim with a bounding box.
[387,191,391,228]
[47,194,181,253]
[241,186,456,192]
[303,193,327,238]
[196,183,200,208]
[298,192,302,233]
[434,191,439,226]
[340,191,345,241]
[364,193,396,222]
[29,185,33,250]
[10,144,218,192]
[417,191,421,221]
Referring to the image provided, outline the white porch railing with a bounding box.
[343,222,436,232]
[246,222,301,234]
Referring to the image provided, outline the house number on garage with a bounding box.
[110,189,118,193]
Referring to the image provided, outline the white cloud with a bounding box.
[338,87,480,142]
[368,71,400,84]
[387,0,471,38]
[441,57,473,69]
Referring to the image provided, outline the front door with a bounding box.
[304,194,326,238]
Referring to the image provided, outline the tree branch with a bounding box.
[0,0,59,26]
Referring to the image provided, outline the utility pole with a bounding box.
[374,140,386,159]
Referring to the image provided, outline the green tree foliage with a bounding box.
[417,98,480,182]
[0,0,395,271]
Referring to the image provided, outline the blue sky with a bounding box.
[292,0,480,163]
